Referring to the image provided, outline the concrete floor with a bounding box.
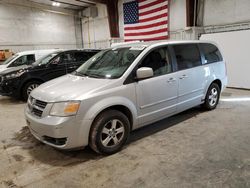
[0,88,250,188]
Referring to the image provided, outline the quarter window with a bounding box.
[139,47,172,77]
[200,43,223,64]
[173,44,202,70]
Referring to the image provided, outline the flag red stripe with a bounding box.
[139,5,168,16]
[139,0,165,10]
[125,28,168,36]
[125,35,169,42]
[139,12,168,23]
[138,0,148,3]
[125,20,168,30]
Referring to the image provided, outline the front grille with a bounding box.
[35,100,47,109]
[28,96,47,118]
[32,108,43,117]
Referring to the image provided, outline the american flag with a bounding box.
[123,0,169,42]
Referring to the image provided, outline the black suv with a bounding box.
[0,49,100,100]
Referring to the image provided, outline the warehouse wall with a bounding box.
[82,3,110,49]
[0,1,78,52]
[203,0,250,26]
[82,0,187,48]
[118,0,186,38]
[200,0,250,89]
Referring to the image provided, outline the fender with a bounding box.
[82,96,138,128]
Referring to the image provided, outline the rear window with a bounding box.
[173,44,202,70]
[200,43,223,64]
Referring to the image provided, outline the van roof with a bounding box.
[111,40,218,48]
[16,49,62,56]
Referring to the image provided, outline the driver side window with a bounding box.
[139,47,172,77]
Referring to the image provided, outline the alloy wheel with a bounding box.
[101,119,125,148]
[208,87,218,106]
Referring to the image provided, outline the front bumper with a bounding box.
[25,108,92,149]
[0,79,20,97]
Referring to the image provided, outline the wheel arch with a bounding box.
[212,79,222,90]
[94,105,134,130]
[21,78,44,90]
[20,78,44,97]
[83,97,137,132]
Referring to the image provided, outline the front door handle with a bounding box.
[167,78,176,83]
[179,74,188,79]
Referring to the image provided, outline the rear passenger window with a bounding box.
[200,43,223,64]
[173,44,202,70]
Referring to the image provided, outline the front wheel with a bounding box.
[22,81,42,101]
[202,83,220,110]
[89,110,130,155]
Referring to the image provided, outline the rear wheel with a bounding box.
[203,83,220,110]
[89,110,130,155]
[22,81,42,101]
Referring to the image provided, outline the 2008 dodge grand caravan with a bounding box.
[25,41,227,154]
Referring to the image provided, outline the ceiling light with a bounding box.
[52,1,60,7]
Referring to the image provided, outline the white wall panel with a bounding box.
[201,30,250,89]
[0,3,77,52]
[203,0,250,26]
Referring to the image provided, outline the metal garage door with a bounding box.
[200,30,250,89]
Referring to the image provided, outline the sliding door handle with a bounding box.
[179,74,188,79]
[167,78,176,83]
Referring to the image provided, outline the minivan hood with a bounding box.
[0,65,8,72]
[31,74,115,102]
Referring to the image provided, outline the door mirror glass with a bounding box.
[136,67,153,79]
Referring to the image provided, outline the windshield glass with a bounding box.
[75,47,144,79]
[2,54,18,65]
[33,52,60,66]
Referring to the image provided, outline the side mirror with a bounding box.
[136,67,153,80]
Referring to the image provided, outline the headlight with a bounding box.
[50,101,80,117]
[4,70,26,80]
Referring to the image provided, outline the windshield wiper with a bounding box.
[74,71,89,77]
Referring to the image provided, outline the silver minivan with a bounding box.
[25,41,227,154]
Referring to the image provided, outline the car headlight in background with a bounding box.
[50,101,80,117]
[4,70,26,80]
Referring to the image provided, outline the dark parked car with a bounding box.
[0,49,100,100]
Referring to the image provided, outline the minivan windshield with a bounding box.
[2,54,18,65]
[33,52,60,66]
[75,47,144,79]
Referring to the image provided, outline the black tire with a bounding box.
[202,83,220,110]
[22,80,42,101]
[89,110,130,155]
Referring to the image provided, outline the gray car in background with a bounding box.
[25,41,227,154]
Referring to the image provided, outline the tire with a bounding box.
[202,83,220,110]
[22,80,42,101]
[89,110,130,155]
